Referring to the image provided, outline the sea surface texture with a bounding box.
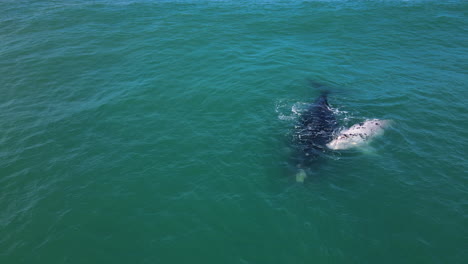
[1,1,467,263]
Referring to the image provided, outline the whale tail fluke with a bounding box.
[307,79,331,95]
[307,79,347,99]
[306,79,334,107]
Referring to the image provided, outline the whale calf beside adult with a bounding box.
[292,85,390,182]
[326,119,390,150]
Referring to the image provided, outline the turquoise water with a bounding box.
[1,0,467,263]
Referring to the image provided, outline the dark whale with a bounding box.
[293,90,338,181]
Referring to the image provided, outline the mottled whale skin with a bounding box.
[326,119,389,150]
[295,91,338,153]
[293,91,338,181]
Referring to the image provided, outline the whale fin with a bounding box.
[295,169,307,183]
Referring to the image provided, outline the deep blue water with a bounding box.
[1,1,467,263]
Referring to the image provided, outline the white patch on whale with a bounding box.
[326,119,390,150]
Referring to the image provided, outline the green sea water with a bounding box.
[1,1,467,263]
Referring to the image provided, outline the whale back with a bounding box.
[295,92,338,157]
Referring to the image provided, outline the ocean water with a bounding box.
[1,0,467,263]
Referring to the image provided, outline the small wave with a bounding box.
[275,99,314,121]
[275,99,296,121]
